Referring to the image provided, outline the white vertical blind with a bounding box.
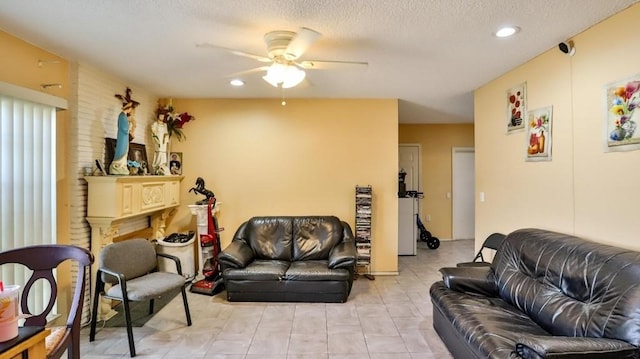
[0,94,56,315]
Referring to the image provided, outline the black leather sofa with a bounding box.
[219,216,357,302]
[430,228,640,359]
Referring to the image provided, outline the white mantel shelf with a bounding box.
[84,175,184,320]
[85,175,183,221]
[84,174,184,246]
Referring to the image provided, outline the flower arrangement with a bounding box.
[609,80,640,141]
[156,100,195,142]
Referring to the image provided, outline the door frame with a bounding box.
[451,147,475,240]
[398,143,422,194]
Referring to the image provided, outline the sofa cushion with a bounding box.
[292,216,343,261]
[223,259,289,281]
[245,217,293,261]
[284,260,350,281]
[430,281,550,358]
[492,228,640,346]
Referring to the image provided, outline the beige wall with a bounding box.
[475,4,640,250]
[167,98,400,274]
[398,124,474,239]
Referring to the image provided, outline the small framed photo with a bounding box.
[129,143,148,168]
[95,159,107,176]
[104,138,148,172]
[169,152,182,175]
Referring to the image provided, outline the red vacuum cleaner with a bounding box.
[189,178,225,296]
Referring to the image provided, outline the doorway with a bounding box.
[452,147,475,240]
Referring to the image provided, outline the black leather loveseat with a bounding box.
[219,216,357,302]
[430,228,640,359]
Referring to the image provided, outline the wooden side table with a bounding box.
[0,327,50,359]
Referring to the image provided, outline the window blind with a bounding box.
[0,94,56,316]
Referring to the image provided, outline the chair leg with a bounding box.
[89,275,103,342]
[71,323,80,359]
[181,287,192,326]
[122,297,136,357]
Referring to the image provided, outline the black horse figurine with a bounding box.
[189,177,215,205]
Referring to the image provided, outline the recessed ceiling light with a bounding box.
[229,79,244,86]
[495,26,520,38]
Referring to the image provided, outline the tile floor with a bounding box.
[80,239,473,358]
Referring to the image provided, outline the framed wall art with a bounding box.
[169,152,182,175]
[507,82,526,133]
[603,75,640,152]
[525,106,552,162]
[104,138,149,172]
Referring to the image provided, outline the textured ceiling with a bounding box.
[0,0,638,123]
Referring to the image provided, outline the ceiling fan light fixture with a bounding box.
[262,63,306,88]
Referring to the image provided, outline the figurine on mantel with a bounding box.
[151,113,171,175]
[153,99,195,175]
[109,88,139,175]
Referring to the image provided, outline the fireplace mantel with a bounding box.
[84,175,183,320]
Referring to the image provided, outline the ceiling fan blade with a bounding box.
[298,60,368,71]
[196,43,272,62]
[227,66,270,78]
[284,27,321,60]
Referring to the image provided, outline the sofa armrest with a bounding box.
[516,335,637,359]
[439,266,498,297]
[219,240,254,269]
[329,241,357,269]
[341,221,356,242]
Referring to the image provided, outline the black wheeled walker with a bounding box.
[416,214,440,249]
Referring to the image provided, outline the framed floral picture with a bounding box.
[604,75,640,152]
[507,82,526,132]
[525,106,552,162]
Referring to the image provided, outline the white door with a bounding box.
[399,144,421,192]
[452,148,475,240]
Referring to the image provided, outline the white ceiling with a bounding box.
[1,0,637,123]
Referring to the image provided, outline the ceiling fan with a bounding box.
[196,27,368,89]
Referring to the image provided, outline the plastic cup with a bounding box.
[0,285,19,342]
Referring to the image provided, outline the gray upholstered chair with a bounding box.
[88,238,191,357]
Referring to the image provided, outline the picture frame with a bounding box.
[603,75,640,152]
[104,138,117,167]
[169,152,182,175]
[94,159,107,176]
[506,82,526,133]
[129,143,148,167]
[525,106,552,162]
[104,138,149,172]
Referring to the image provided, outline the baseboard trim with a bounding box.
[370,271,399,276]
